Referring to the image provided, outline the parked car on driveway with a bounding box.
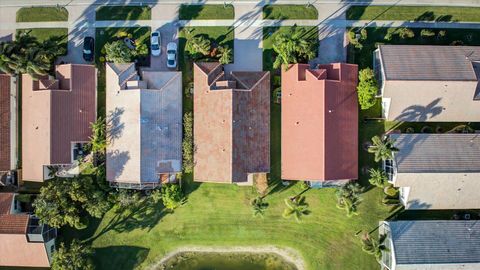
[166,42,177,68]
[83,37,94,62]
[151,31,161,56]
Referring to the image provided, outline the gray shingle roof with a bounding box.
[390,133,480,173]
[378,45,480,81]
[388,220,480,265]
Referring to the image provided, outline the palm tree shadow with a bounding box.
[394,98,444,122]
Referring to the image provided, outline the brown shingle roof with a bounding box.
[281,63,358,181]
[193,63,270,183]
[0,74,11,172]
[22,64,97,181]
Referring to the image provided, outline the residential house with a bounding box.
[385,133,480,210]
[281,63,358,185]
[374,45,480,121]
[106,63,182,189]
[0,74,17,186]
[379,220,480,270]
[193,62,270,184]
[22,64,97,182]
[0,193,56,268]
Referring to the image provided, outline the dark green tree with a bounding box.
[51,240,94,270]
[251,196,269,218]
[357,68,378,110]
[272,25,318,70]
[336,182,363,217]
[161,184,185,210]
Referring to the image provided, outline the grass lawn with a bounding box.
[96,6,151,21]
[179,4,235,20]
[16,6,68,22]
[347,5,480,22]
[94,27,151,117]
[178,26,234,112]
[263,5,318,20]
[16,28,68,54]
[262,26,318,72]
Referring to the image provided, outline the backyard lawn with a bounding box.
[16,28,68,53]
[179,4,235,20]
[96,6,151,20]
[94,27,151,117]
[347,5,480,22]
[263,5,318,20]
[16,6,68,22]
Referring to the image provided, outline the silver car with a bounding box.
[166,42,177,68]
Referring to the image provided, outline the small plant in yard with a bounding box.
[251,196,269,218]
[336,182,363,217]
[283,195,310,223]
[182,112,194,173]
[88,117,107,164]
[383,185,399,197]
[368,168,388,188]
[357,68,378,110]
[217,45,233,64]
[161,184,186,210]
[347,28,367,49]
[51,240,94,270]
[360,232,389,262]
[368,135,399,162]
[420,29,435,37]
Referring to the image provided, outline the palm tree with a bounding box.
[336,182,363,217]
[368,168,388,188]
[361,232,389,262]
[251,196,269,218]
[282,195,310,223]
[184,29,211,57]
[368,135,399,162]
[89,117,107,161]
[217,45,233,64]
[272,25,317,70]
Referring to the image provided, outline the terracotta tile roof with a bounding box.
[0,193,28,234]
[281,63,358,181]
[193,63,270,183]
[22,64,97,181]
[0,193,50,267]
[0,74,11,172]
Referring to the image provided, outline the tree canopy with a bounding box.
[272,26,318,70]
[51,240,94,270]
[282,195,310,223]
[33,176,111,229]
[336,182,363,217]
[357,68,379,110]
[0,31,65,79]
[368,135,399,162]
[160,184,185,210]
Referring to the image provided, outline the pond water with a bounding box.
[157,252,298,270]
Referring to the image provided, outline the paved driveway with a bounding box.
[149,23,178,71]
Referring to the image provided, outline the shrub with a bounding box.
[116,31,129,38]
[451,40,464,46]
[384,27,415,41]
[368,168,388,188]
[104,40,135,63]
[357,68,378,110]
[437,30,447,38]
[182,112,194,173]
[420,29,435,37]
[383,185,398,197]
[161,184,185,210]
[272,75,281,87]
[135,43,148,57]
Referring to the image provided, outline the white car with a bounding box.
[166,42,177,69]
[151,31,161,56]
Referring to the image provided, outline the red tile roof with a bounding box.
[193,63,270,183]
[281,63,359,181]
[22,64,97,181]
[0,193,28,234]
[0,74,11,172]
